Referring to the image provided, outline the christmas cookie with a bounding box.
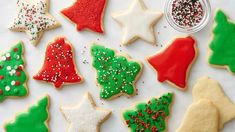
[123,93,173,132]
[90,44,142,100]
[33,37,83,88]
[9,0,60,45]
[192,76,235,129]
[5,95,50,132]
[176,99,219,132]
[60,92,111,132]
[147,36,197,90]
[208,10,235,73]
[60,0,106,33]
[0,42,27,102]
[112,0,162,45]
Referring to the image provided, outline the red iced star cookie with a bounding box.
[147,36,197,90]
[61,0,106,33]
[33,37,83,88]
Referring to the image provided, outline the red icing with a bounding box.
[33,37,82,88]
[61,0,106,33]
[147,36,196,89]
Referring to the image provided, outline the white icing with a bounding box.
[61,93,111,132]
[9,0,59,45]
[112,0,162,45]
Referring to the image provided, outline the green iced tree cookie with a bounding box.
[5,96,49,132]
[209,10,235,73]
[0,42,27,102]
[90,44,142,99]
[123,93,173,132]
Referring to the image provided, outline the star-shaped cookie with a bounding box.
[60,92,111,132]
[61,0,106,33]
[112,0,162,45]
[9,0,60,45]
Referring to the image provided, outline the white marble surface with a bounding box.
[0,0,235,131]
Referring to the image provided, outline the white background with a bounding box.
[0,0,235,131]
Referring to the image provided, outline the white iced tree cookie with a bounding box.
[9,0,60,45]
[60,92,111,132]
[192,76,235,129]
[112,0,162,45]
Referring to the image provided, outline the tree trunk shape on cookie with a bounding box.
[5,96,49,132]
[61,0,106,33]
[0,43,27,102]
[147,36,196,89]
[208,10,235,73]
[123,93,173,132]
[33,37,82,88]
[90,44,142,100]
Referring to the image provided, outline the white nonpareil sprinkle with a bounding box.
[6,53,10,57]
[7,66,11,71]
[5,86,10,91]
[11,81,16,85]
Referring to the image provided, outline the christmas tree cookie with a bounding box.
[5,95,50,132]
[33,37,83,88]
[123,93,173,132]
[0,42,27,102]
[90,44,142,100]
[208,10,235,73]
[9,0,60,45]
[61,0,106,33]
[147,36,197,90]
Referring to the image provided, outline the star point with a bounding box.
[61,92,111,132]
[112,0,162,45]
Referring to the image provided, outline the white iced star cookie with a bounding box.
[60,92,111,132]
[9,0,60,45]
[112,0,162,45]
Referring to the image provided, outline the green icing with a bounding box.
[5,96,49,132]
[209,10,235,73]
[123,93,173,132]
[90,44,142,99]
[0,42,27,102]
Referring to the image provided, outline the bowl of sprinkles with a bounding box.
[165,0,211,33]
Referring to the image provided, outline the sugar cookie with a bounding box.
[0,42,27,102]
[33,37,83,88]
[9,0,60,45]
[112,0,162,45]
[90,44,142,100]
[61,0,106,33]
[208,10,235,73]
[176,99,219,132]
[60,92,111,132]
[5,95,50,132]
[123,93,173,132]
[192,76,235,129]
[147,36,197,90]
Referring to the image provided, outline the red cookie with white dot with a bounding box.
[33,37,83,88]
